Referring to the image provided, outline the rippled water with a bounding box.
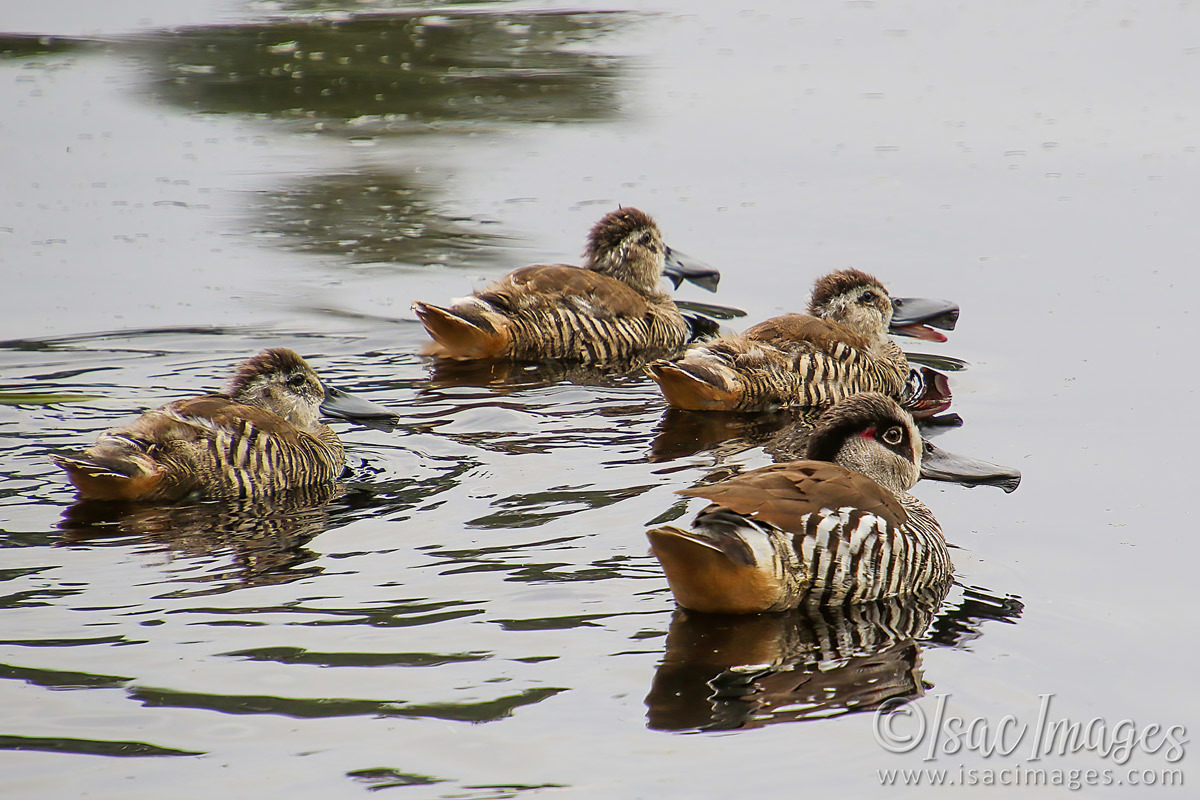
[3,1,1198,797]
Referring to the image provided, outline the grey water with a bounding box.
[2,1,1197,797]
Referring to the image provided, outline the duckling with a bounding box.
[52,348,389,503]
[413,207,718,362]
[646,393,1013,614]
[647,269,950,412]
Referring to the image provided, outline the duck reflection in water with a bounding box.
[644,583,1023,732]
[57,483,343,595]
[423,353,666,393]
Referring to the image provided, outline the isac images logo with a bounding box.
[873,693,1187,790]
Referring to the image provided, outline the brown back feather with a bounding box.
[677,460,908,531]
[158,395,313,443]
[743,313,870,354]
[479,264,651,317]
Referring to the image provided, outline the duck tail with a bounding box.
[647,522,784,614]
[51,438,166,502]
[413,301,511,360]
[646,359,742,411]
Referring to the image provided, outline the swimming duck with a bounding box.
[413,207,719,362]
[52,348,391,503]
[646,393,1018,614]
[646,269,954,412]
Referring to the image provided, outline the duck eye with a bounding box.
[287,374,308,389]
[638,232,654,247]
[881,426,904,446]
[859,291,877,304]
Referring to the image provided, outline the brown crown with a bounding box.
[226,348,311,397]
[584,207,658,262]
[807,269,888,315]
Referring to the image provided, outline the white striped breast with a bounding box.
[793,506,948,604]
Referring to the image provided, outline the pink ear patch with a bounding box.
[860,425,877,440]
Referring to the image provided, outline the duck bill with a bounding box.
[663,247,721,293]
[890,296,960,342]
[902,367,953,419]
[920,440,1021,493]
[320,385,396,421]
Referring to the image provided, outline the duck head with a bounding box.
[809,269,959,343]
[808,269,896,346]
[805,391,922,496]
[584,207,719,294]
[228,348,395,429]
[807,392,1022,493]
[227,348,326,432]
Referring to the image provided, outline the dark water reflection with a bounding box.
[0,734,201,758]
[425,355,660,392]
[0,34,89,59]
[135,11,631,131]
[127,682,565,723]
[249,171,511,270]
[650,407,801,463]
[646,583,1023,732]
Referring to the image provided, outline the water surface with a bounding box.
[2,1,1197,796]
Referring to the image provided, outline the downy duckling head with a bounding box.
[226,348,326,432]
[807,269,895,343]
[584,207,719,295]
[583,207,667,294]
